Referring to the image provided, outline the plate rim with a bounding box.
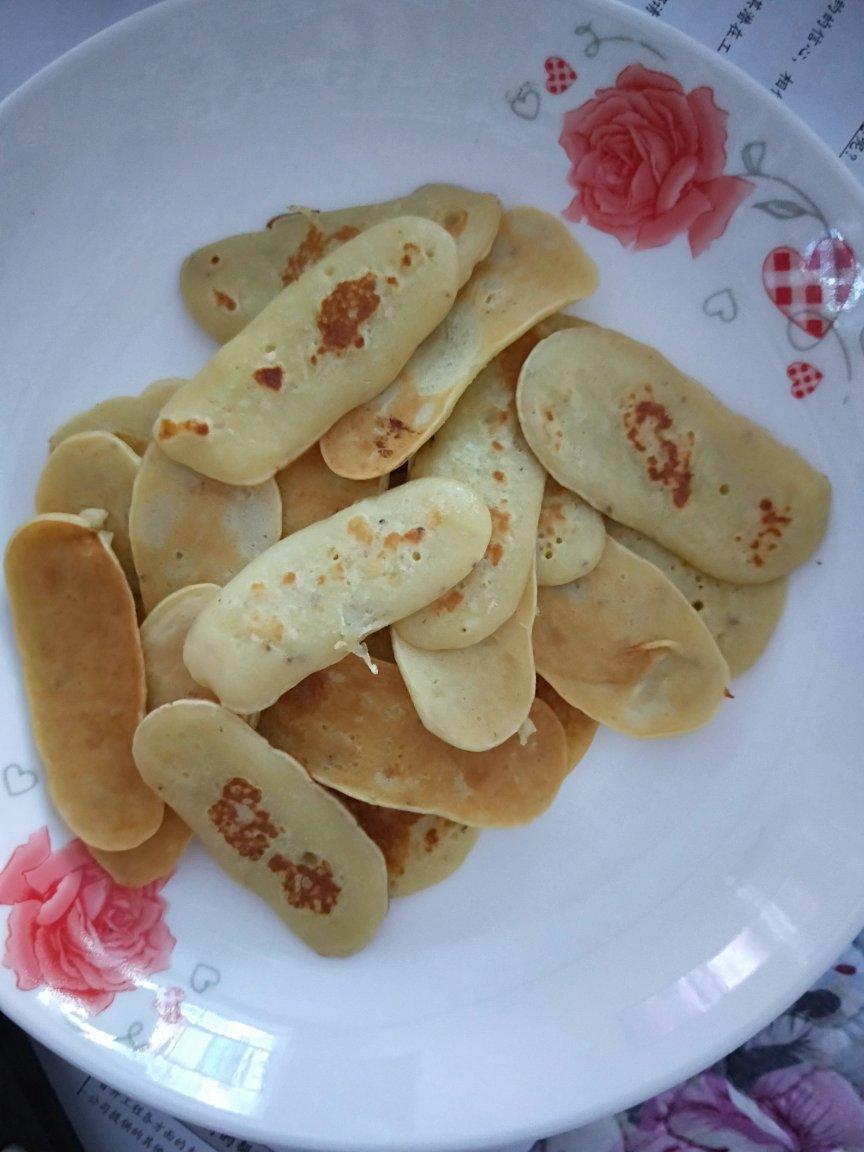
[1,0,863,1147]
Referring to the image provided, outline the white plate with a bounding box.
[1,0,863,1147]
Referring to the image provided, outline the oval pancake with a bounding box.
[333,794,479,898]
[4,513,162,850]
[392,567,536,752]
[35,431,140,595]
[133,700,388,956]
[183,478,492,713]
[129,443,282,613]
[181,183,501,341]
[157,217,460,485]
[517,325,831,583]
[533,538,729,737]
[50,378,184,456]
[536,476,605,587]
[257,659,569,827]
[276,445,385,537]
[606,521,787,677]
[320,208,598,479]
[394,333,545,649]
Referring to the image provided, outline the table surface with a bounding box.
[1,2,863,1151]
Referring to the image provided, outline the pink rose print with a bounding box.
[0,827,175,1014]
[559,64,754,257]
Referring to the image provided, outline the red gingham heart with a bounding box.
[786,360,823,399]
[544,56,576,96]
[763,237,860,341]
[762,247,829,339]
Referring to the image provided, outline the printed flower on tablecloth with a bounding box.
[559,64,754,257]
[0,827,175,1014]
[725,936,864,1092]
[621,1067,864,1152]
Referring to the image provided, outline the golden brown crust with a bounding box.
[4,514,162,850]
[258,659,569,827]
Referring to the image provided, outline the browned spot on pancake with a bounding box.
[347,516,375,546]
[386,276,399,286]
[254,616,284,644]
[484,408,509,428]
[401,242,420,268]
[443,209,468,237]
[267,852,340,914]
[382,526,426,551]
[492,470,506,483]
[210,254,221,265]
[282,571,296,585]
[424,825,440,850]
[621,385,694,509]
[538,502,566,536]
[434,587,464,613]
[490,508,511,535]
[485,508,511,568]
[316,273,380,355]
[746,498,792,568]
[544,407,555,422]
[208,778,282,861]
[315,574,326,586]
[252,365,284,391]
[158,417,209,439]
[213,289,237,311]
[280,223,362,287]
[491,440,504,452]
[373,415,417,460]
[281,225,326,285]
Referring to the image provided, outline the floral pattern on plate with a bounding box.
[0,827,175,1014]
[559,64,754,257]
